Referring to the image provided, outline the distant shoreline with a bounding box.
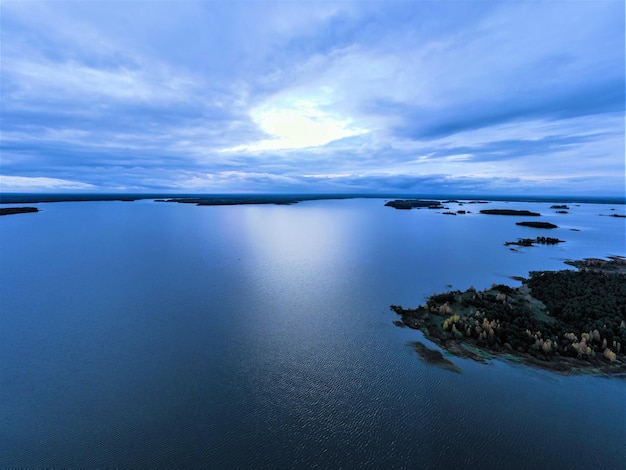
[1,193,625,205]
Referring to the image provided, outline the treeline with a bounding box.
[526,270,626,359]
[395,269,626,365]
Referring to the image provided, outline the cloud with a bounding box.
[225,95,367,151]
[0,175,96,191]
[6,57,195,104]
[0,1,623,196]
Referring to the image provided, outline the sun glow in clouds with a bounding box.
[227,96,367,152]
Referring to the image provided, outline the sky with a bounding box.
[0,0,624,196]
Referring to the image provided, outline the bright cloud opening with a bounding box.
[225,99,367,152]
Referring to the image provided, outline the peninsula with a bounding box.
[0,207,39,216]
[392,257,626,375]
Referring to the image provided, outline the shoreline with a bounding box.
[392,257,626,376]
[1,193,625,205]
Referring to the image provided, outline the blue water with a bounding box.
[1,198,624,468]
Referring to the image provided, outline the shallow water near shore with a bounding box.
[1,198,624,468]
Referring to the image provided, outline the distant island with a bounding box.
[0,207,39,216]
[384,199,495,210]
[392,257,626,375]
[156,195,356,206]
[384,199,443,210]
[515,221,558,229]
[504,236,564,247]
[480,209,541,216]
[0,193,356,206]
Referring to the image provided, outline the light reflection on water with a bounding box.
[0,198,624,468]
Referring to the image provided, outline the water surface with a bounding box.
[1,198,624,468]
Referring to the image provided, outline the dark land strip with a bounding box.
[392,257,626,376]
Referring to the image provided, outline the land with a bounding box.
[516,221,558,229]
[564,256,626,274]
[0,207,39,216]
[157,195,340,206]
[392,257,626,375]
[504,236,564,247]
[0,193,357,206]
[160,195,475,207]
[480,209,541,216]
[384,199,442,210]
[0,194,141,203]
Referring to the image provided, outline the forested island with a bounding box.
[392,258,626,375]
[384,199,443,209]
[480,209,541,216]
[515,221,558,229]
[384,199,492,210]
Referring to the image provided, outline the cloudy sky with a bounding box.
[1,0,624,195]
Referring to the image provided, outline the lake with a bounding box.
[1,198,624,468]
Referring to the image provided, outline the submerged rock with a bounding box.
[409,342,461,373]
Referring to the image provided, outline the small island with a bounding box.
[0,207,39,216]
[516,221,558,229]
[385,199,442,210]
[504,236,564,247]
[480,209,541,216]
[392,258,626,375]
